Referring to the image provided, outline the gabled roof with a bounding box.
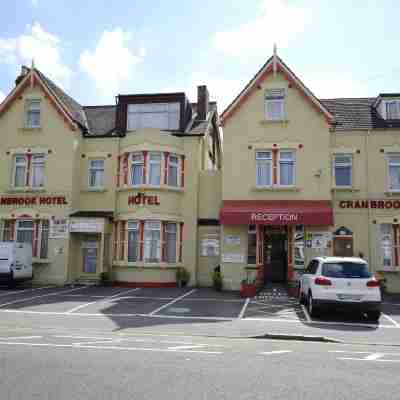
[0,66,87,131]
[220,55,333,125]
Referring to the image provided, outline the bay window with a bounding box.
[144,221,161,263]
[131,153,144,186]
[256,151,272,187]
[127,221,139,262]
[88,159,104,188]
[168,154,179,187]
[165,223,177,263]
[334,154,352,187]
[148,153,161,186]
[13,155,27,187]
[388,154,400,191]
[279,151,295,186]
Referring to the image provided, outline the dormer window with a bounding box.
[127,103,180,131]
[25,99,41,128]
[386,100,400,119]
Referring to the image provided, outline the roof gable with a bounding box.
[220,55,333,126]
[0,68,84,132]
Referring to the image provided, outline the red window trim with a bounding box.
[272,149,278,185]
[181,155,185,188]
[142,151,148,184]
[164,152,169,185]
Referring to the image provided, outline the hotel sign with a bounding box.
[128,193,160,206]
[251,213,299,223]
[0,195,68,206]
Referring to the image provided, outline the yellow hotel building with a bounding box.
[1,52,400,293]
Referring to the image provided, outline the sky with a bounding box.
[0,0,399,111]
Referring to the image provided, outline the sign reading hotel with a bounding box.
[128,193,160,206]
[339,200,400,209]
[0,195,68,206]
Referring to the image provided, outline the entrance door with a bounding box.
[333,237,354,257]
[82,246,98,274]
[264,231,287,283]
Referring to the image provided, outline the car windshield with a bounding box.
[322,262,372,278]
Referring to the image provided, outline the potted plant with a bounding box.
[240,273,257,298]
[212,266,223,291]
[176,267,190,288]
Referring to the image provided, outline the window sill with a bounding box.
[331,187,360,193]
[385,191,400,196]
[7,187,46,193]
[19,127,42,133]
[33,258,51,264]
[117,185,184,193]
[112,261,183,269]
[252,186,300,192]
[81,188,108,193]
[259,119,289,125]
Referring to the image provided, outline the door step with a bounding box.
[74,277,100,286]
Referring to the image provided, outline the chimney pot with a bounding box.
[197,85,209,121]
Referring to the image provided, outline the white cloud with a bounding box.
[31,0,39,6]
[0,22,71,88]
[79,29,144,101]
[213,0,311,57]
[0,90,5,103]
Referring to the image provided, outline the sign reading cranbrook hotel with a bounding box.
[0,196,68,206]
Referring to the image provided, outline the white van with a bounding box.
[0,242,33,287]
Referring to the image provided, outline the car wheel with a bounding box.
[307,292,319,318]
[298,287,305,305]
[8,272,16,289]
[366,311,381,322]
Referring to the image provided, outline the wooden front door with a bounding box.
[333,237,354,257]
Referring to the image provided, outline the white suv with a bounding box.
[299,257,381,321]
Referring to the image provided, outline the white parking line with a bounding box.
[65,288,140,314]
[0,286,89,308]
[260,350,292,355]
[301,305,311,323]
[382,313,400,327]
[238,298,250,319]
[148,289,197,315]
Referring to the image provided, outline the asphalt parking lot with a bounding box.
[0,285,399,332]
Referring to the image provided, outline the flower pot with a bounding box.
[240,283,257,298]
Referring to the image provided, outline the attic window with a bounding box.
[25,99,41,128]
[265,89,285,121]
[385,101,400,119]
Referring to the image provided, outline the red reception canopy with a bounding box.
[220,200,334,226]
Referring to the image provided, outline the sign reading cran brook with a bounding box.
[0,196,68,206]
[339,200,400,209]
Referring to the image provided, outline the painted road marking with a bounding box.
[0,286,89,308]
[65,288,140,314]
[148,289,197,315]
[238,298,250,319]
[330,350,400,362]
[382,313,400,327]
[260,350,293,355]
[0,340,222,354]
[1,336,42,340]
[301,305,312,323]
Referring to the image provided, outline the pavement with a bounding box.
[0,284,398,345]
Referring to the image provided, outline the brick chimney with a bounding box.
[15,65,30,86]
[197,85,209,120]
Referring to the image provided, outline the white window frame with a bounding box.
[333,154,353,188]
[256,151,273,187]
[167,154,180,187]
[16,220,34,247]
[265,89,285,121]
[131,153,144,186]
[247,225,257,265]
[148,152,162,186]
[385,100,400,120]
[25,99,41,128]
[31,154,45,188]
[165,222,177,263]
[144,220,161,263]
[278,150,296,186]
[127,221,140,262]
[13,154,27,188]
[88,158,105,189]
[127,103,180,131]
[387,153,400,192]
